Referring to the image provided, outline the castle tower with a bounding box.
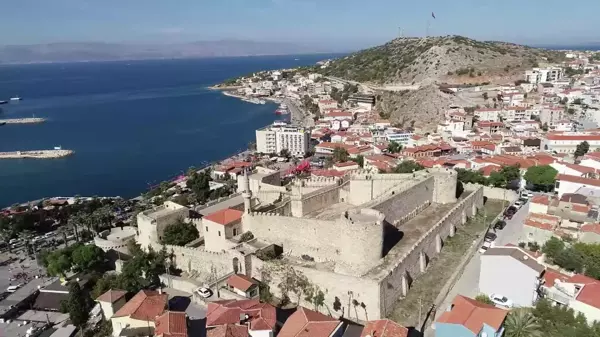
[336,208,385,275]
[430,167,458,204]
[242,169,253,214]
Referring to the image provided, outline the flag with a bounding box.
[432,12,436,19]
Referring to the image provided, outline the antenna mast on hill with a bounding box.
[398,27,403,39]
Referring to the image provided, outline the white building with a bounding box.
[542,272,600,324]
[555,174,600,198]
[479,246,545,307]
[525,67,563,84]
[541,132,600,153]
[540,106,567,127]
[474,108,501,122]
[255,122,311,157]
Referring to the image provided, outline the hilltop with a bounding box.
[316,35,565,131]
[320,35,564,85]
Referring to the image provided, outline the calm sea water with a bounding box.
[0,55,338,207]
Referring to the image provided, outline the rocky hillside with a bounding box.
[375,85,461,132]
[320,36,565,131]
[321,35,564,85]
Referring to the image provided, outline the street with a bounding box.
[425,201,530,335]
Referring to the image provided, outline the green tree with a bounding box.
[542,122,549,132]
[67,282,89,329]
[487,171,504,187]
[482,92,489,100]
[456,168,487,185]
[332,147,349,163]
[542,237,565,261]
[313,288,325,311]
[500,165,521,186]
[91,274,119,300]
[524,165,558,189]
[574,141,590,158]
[474,294,494,305]
[393,161,424,173]
[555,248,584,273]
[71,244,105,272]
[504,308,542,337]
[279,148,291,159]
[351,155,364,168]
[161,219,200,246]
[387,141,403,154]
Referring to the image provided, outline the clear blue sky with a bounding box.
[4,0,600,48]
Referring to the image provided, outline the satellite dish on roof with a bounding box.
[523,255,529,260]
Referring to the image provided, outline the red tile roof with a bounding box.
[113,290,167,321]
[311,169,347,178]
[204,209,244,226]
[437,295,507,334]
[206,299,276,331]
[227,274,258,292]
[333,161,360,168]
[543,268,570,287]
[278,307,341,337]
[572,204,591,213]
[155,311,188,337]
[547,133,600,141]
[96,289,127,304]
[207,324,248,337]
[569,274,600,309]
[360,319,408,337]
[581,224,600,235]
[528,213,560,224]
[524,219,554,231]
[531,195,551,205]
[480,165,501,177]
[556,174,600,187]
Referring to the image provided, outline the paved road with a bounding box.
[424,201,530,336]
[284,98,314,127]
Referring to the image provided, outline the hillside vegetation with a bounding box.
[320,35,564,85]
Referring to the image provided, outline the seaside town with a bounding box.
[6,49,600,337]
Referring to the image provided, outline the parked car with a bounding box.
[514,200,524,208]
[6,284,22,293]
[196,287,213,298]
[504,206,517,220]
[479,241,492,253]
[494,220,507,230]
[484,232,497,243]
[490,293,513,308]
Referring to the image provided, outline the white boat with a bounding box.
[279,104,288,109]
[10,96,21,101]
[259,100,266,105]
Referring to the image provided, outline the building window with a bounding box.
[219,231,221,237]
[205,226,208,232]
[233,228,238,236]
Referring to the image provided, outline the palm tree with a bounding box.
[504,309,542,337]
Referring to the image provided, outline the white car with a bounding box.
[479,241,491,253]
[6,284,22,293]
[514,200,523,208]
[490,294,513,308]
[196,287,213,298]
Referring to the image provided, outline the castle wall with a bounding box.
[292,183,342,217]
[372,177,435,224]
[244,214,345,264]
[375,187,484,316]
[464,183,519,202]
[347,173,415,205]
[262,262,382,320]
[166,245,237,282]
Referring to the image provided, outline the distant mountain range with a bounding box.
[0,40,338,64]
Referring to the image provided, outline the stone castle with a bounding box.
[137,167,484,321]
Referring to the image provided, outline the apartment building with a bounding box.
[540,106,567,126]
[256,122,311,157]
[525,67,563,84]
[541,132,600,154]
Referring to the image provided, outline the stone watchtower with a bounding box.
[242,169,253,214]
[430,167,458,204]
[336,208,385,275]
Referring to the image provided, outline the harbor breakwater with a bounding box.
[0,118,46,124]
[0,149,73,159]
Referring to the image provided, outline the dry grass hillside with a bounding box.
[321,35,564,85]
[320,35,565,131]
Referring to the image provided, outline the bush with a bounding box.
[475,294,494,305]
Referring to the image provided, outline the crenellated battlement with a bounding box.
[292,176,341,188]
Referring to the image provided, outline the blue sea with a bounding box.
[0,54,339,207]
